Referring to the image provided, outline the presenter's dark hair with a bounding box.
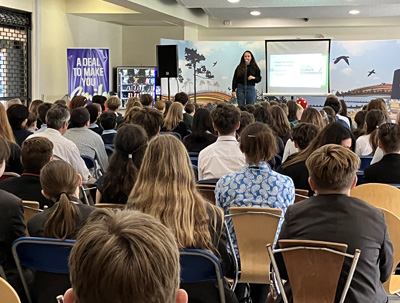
[237,50,260,77]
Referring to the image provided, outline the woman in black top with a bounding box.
[232,50,261,106]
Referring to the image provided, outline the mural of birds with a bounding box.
[213,61,217,67]
[333,56,350,65]
[367,69,376,77]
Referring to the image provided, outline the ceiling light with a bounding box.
[250,11,261,16]
[227,0,240,3]
[348,10,360,15]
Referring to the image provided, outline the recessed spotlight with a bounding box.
[250,11,261,16]
[349,10,360,15]
[227,0,240,3]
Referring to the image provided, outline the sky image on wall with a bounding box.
[161,38,400,107]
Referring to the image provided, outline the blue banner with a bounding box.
[67,48,109,101]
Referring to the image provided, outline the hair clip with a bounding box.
[128,154,133,159]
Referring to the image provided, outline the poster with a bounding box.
[67,48,109,101]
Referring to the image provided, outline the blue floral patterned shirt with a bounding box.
[215,162,295,259]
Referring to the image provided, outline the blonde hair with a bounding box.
[127,135,221,251]
[0,103,16,143]
[105,96,121,111]
[126,97,141,112]
[69,209,180,303]
[163,102,183,131]
[154,100,166,111]
[124,106,142,124]
[300,107,325,131]
[306,144,360,191]
[41,160,81,240]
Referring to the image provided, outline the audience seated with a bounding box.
[286,100,302,127]
[25,113,38,133]
[64,108,108,173]
[68,96,87,112]
[355,109,389,156]
[0,103,23,174]
[125,96,141,112]
[278,122,353,195]
[324,94,350,129]
[64,209,188,303]
[174,92,193,130]
[0,136,27,301]
[6,104,31,146]
[185,102,195,117]
[154,100,166,114]
[29,104,90,181]
[353,110,367,140]
[35,102,52,133]
[270,105,291,146]
[86,104,102,135]
[27,160,95,303]
[161,102,190,139]
[99,111,117,145]
[96,124,147,204]
[364,123,400,184]
[275,144,393,303]
[236,110,255,137]
[139,93,153,107]
[216,122,294,303]
[182,108,217,153]
[339,99,354,130]
[0,137,54,209]
[127,135,237,303]
[105,96,124,126]
[131,107,164,140]
[91,95,106,111]
[198,104,245,180]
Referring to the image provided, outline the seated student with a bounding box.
[131,107,164,140]
[28,160,95,303]
[140,93,153,107]
[99,111,117,145]
[35,102,52,133]
[86,104,103,135]
[182,108,217,153]
[198,104,245,180]
[364,123,400,184]
[161,102,190,140]
[26,112,38,133]
[185,102,195,117]
[275,144,393,303]
[270,106,291,146]
[0,136,27,301]
[278,122,353,195]
[7,104,31,146]
[154,100,166,115]
[215,122,294,303]
[0,137,54,209]
[96,124,147,204]
[174,92,193,130]
[324,94,350,129]
[127,135,238,303]
[64,209,188,303]
[105,96,124,126]
[64,108,108,173]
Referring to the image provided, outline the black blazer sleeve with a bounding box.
[232,66,239,92]
[379,213,394,282]
[253,67,262,83]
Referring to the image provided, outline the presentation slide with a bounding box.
[265,39,331,96]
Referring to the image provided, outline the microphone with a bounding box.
[245,59,249,64]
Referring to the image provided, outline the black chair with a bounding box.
[160,131,182,140]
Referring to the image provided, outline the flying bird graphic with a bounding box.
[333,56,350,65]
[367,69,376,77]
[213,61,217,67]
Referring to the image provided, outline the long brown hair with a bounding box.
[270,105,291,137]
[0,103,16,143]
[41,160,81,240]
[127,135,222,251]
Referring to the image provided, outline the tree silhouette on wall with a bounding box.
[185,47,214,103]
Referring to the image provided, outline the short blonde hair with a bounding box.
[69,209,181,303]
[105,96,121,111]
[306,144,360,191]
[154,100,166,111]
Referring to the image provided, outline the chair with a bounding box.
[197,178,219,185]
[267,240,361,303]
[188,152,199,167]
[81,155,103,179]
[22,201,41,236]
[294,189,308,203]
[225,207,283,285]
[12,237,75,303]
[0,277,20,303]
[379,208,400,296]
[94,203,125,209]
[359,155,373,170]
[197,183,216,205]
[160,131,182,140]
[105,145,114,157]
[350,183,400,218]
[192,164,199,182]
[180,248,226,303]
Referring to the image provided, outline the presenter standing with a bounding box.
[232,50,261,106]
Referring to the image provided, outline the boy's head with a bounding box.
[306,144,360,193]
[7,104,29,129]
[324,94,340,114]
[99,111,117,130]
[37,102,52,124]
[21,137,53,173]
[292,122,319,150]
[174,92,189,107]
[131,108,164,140]
[65,209,187,303]
[85,104,100,124]
[211,104,240,136]
[69,108,90,128]
[378,123,400,154]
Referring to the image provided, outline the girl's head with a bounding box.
[241,51,254,65]
[240,122,278,165]
[0,103,16,143]
[191,108,214,137]
[163,102,184,131]
[300,107,325,131]
[270,105,291,137]
[365,109,389,134]
[69,96,88,112]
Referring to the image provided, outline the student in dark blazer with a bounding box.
[364,123,400,184]
[275,144,393,303]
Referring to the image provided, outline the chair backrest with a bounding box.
[350,183,400,218]
[160,131,182,140]
[180,248,225,303]
[359,155,373,170]
[268,240,360,303]
[94,203,125,209]
[81,155,103,179]
[0,172,20,183]
[294,189,308,203]
[22,201,40,236]
[196,184,216,205]
[197,178,219,185]
[0,277,20,303]
[105,145,114,157]
[228,207,282,283]
[188,152,199,167]
[379,208,400,294]
[12,237,75,303]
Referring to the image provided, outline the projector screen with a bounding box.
[265,39,331,96]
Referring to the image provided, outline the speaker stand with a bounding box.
[167,77,171,100]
